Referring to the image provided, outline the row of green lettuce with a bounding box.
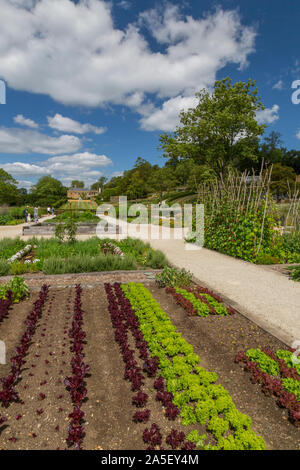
[246,348,300,400]
[122,282,266,450]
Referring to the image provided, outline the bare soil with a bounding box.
[0,279,299,450]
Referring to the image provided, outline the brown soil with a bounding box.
[148,285,300,450]
[0,280,299,450]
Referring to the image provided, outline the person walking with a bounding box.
[52,207,55,216]
[47,206,51,216]
[34,206,39,223]
[23,207,28,223]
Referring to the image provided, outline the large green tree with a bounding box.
[269,163,297,201]
[160,78,266,174]
[0,168,20,205]
[91,176,108,192]
[30,176,67,206]
[71,180,84,188]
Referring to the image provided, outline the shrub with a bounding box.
[0,259,10,276]
[0,238,26,259]
[10,261,28,275]
[290,266,300,282]
[42,253,137,274]
[156,266,193,288]
[146,249,168,269]
[0,276,29,302]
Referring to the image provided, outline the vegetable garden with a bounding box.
[0,275,299,450]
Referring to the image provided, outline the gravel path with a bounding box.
[149,238,300,347]
[102,215,300,347]
[1,214,300,347]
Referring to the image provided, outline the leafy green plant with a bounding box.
[0,259,10,276]
[10,261,28,275]
[290,265,300,281]
[155,266,192,288]
[0,237,26,259]
[246,349,279,376]
[122,282,266,450]
[42,253,137,274]
[0,276,29,303]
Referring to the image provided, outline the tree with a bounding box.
[283,150,300,174]
[160,78,266,174]
[0,168,20,205]
[71,180,84,188]
[187,165,216,190]
[174,160,196,187]
[91,176,108,192]
[148,167,177,201]
[30,176,67,206]
[269,163,296,201]
[260,131,286,165]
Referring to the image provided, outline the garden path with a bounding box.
[104,215,300,347]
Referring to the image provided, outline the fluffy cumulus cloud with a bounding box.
[0,0,256,131]
[47,114,106,135]
[256,104,280,124]
[1,162,49,177]
[296,130,300,140]
[0,127,81,154]
[139,95,199,132]
[1,151,112,186]
[14,114,39,129]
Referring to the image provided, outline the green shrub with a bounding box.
[290,265,300,281]
[145,249,168,269]
[0,238,26,259]
[0,276,29,302]
[42,253,137,274]
[0,259,10,276]
[10,261,28,275]
[156,266,193,288]
[35,237,101,259]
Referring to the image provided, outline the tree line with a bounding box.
[1,78,299,206]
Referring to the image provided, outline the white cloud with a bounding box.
[118,1,131,10]
[1,151,113,187]
[139,95,198,131]
[14,114,39,129]
[296,130,300,140]
[110,171,124,178]
[0,0,256,130]
[273,80,283,90]
[47,113,106,135]
[8,0,38,8]
[17,179,35,189]
[0,127,81,154]
[1,162,49,177]
[256,105,280,124]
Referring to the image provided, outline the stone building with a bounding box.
[67,188,99,200]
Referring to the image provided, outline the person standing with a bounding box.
[52,207,55,216]
[23,207,28,223]
[47,206,51,215]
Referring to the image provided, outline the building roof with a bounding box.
[68,188,97,192]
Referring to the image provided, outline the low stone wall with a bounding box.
[22,222,121,236]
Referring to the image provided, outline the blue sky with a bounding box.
[0,0,299,190]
